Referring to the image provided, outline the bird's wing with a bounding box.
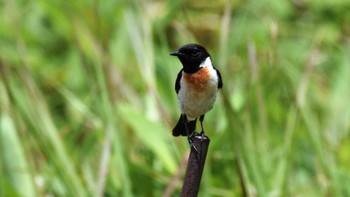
[216,68,223,89]
[175,69,183,94]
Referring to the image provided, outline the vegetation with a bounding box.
[1,0,350,196]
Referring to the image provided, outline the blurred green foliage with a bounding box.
[1,0,350,196]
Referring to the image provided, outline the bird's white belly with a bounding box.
[178,78,218,121]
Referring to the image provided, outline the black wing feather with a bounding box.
[175,69,183,94]
[216,69,223,89]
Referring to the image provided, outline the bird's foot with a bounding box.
[188,132,199,153]
[200,130,205,137]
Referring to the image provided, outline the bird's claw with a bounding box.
[188,132,200,153]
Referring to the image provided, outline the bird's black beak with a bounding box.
[170,51,180,56]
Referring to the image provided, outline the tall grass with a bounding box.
[1,0,350,196]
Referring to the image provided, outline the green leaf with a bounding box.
[0,114,36,197]
[117,103,177,174]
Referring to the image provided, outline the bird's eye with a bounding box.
[191,51,199,57]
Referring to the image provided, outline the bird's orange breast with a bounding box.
[183,67,210,92]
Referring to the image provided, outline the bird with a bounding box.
[170,43,223,143]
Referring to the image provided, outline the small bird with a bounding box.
[170,43,223,142]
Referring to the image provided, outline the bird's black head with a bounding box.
[170,43,210,73]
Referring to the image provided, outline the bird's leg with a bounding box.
[199,115,205,137]
[182,114,199,152]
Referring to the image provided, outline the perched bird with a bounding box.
[170,43,223,142]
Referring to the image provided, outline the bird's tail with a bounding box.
[172,115,197,136]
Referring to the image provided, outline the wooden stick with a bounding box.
[181,134,210,197]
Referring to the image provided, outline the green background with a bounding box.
[1,0,350,196]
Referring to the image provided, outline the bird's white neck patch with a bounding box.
[199,57,213,68]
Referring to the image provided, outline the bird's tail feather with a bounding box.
[172,115,197,136]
